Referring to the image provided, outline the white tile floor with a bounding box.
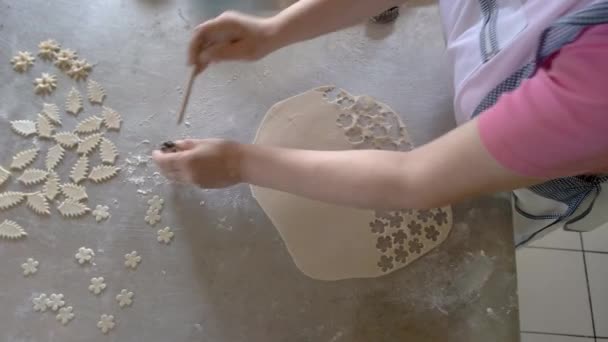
[517,224,608,342]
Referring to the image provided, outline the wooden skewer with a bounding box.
[177,68,198,124]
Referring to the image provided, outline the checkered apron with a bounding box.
[471,0,608,246]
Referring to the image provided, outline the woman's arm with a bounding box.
[152,119,545,210]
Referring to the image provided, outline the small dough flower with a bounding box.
[33,73,57,95]
[67,58,92,81]
[46,293,65,311]
[10,51,35,72]
[88,277,106,295]
[38,39,61,60]
[56,306,75,325]
[97,314,115,334]
[124,251,141,269]
[32,293,48,312]
[116,289,134,308]
[75,247,95,265]
[21,258,39,276]
[92,205,110,222]
[157,227,174,244]
[54,48,77,70]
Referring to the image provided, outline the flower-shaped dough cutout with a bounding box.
[38,39,60,60]
[32,293,48,312]
[11,51,35,72]
[21,258,39,276]
[88,277,106,295]
[33,73,57,95]
[46,293,65,311]
[157,227,174,244]
[116,289,134,308]
[56,306,75,325]
[75,247,95,265]
[54,48,77,70]
[124,251,141,269]
[93,205,110,222]
[97,314,115,334]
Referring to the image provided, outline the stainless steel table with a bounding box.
[0,0,519,341]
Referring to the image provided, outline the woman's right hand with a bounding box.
[188,11,282,72]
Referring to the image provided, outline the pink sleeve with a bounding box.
[478,24,608,179]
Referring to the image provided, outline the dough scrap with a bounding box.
[58,199,90,218]
[251,87,452,280]
[42,103,62,125]
[74,247,94,264]
[74,116,103,134]
[38,39,61,60]
[87,80,105,104]
[54,132,80,148]
[33,73,58,95]
[10,120,37,137]
[61,183,88,201]
[88,165,120,183]
[21,258,39,276]
[97,314,115,334]
[157,227,174,244]
[46,293,65,311]
[92,205,110,222]
[0,167,10,187]
[54,49,77,71]
[101,106,122,130]
[33,293,49,312]
[0,220,27,239]
[10,148,39,170]
[18,169,48,186]
[0,192,26,210]
[10,51,35,72]
[36,113,55,138]
[26,192,50,215]
[70,155,89,183]
[56,306,75,325]
[67,58,92,81]
[88,277,106,295]
[46,144,65,171]
[44,172,61,200]
[99,137,118,164]
[116,289,134,308]
[65,87,83,115]
[124,251,141,269]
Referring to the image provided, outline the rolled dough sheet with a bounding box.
[252,86,452,280]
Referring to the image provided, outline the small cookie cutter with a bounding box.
[371,6,400,24]
[160,141,179,153]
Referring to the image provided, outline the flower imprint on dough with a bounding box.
[394,246,409,263]
[399,208,414,216]
[157,227,174,244]
[124,251,141,269]
[377,255,394,272]
[46,293,65,311]
[407,221,422,236]
[33,73,58,95]
[375,236,393,253]
[408,238,424,255]
[116,289,134,308]
[374,210,393,220]
[387,213,404,228]
[33,293,48,312]
[433,208,449,225]
[356,115,373,128]
[97,314,115,334]
[56,306,75,325]
[336,113,354,128]
[391,230,407,245]
[75,247,95,265]
[425,225,440,242]
[88,277,106,295]
[93,205,110,222]
[21,258,39,276]
[416,209,434,223]
[10,51,35,72]
[369,219,387,234]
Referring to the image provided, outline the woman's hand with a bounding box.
[188,11,281,72]
[152,139,243,188]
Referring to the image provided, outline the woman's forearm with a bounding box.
[272,0,406,48]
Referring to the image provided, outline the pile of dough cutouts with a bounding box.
[4,40,175,335]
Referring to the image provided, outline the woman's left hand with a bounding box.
[151,139,242,188]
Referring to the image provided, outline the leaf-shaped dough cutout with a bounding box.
[37,113,54,139]
[87,80,105,104]
[54,132,80,149]
[61,183,88,201]
[0,192,25,210]
[89,165,120,183]
[58,199,90,218]
[0,167,10,187]
[0,220,27,239]
[26,193,50,215]
[11,120,37,137]
[66,87,83,115]
[99,138,118,164]
[74,116,103,134]
[18,169,48,186]
[101,106,122,130]
[10,148,39,170]
[70,156,89,184]
[44,172,60,200]
[42,103,61,125]
[77,133,102,155]
[46,145,65,171]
